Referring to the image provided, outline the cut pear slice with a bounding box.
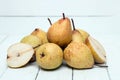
[86,36,106,63]
[7,43,34,68]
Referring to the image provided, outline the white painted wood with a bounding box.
[0,35,39,80]
[74,68,109,80]
[0,62,39,80]
[36,65,72,80]
[0,0,115,16]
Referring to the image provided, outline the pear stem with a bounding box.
[62,13,65,19]
[48,18,52,25]
[71,18,76,30]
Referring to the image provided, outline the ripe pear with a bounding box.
[86,36,106,63]
[31,28,48,44]
[71,19,84,43]
[36,43,63,70]
[7,43,34,68]
[20,35,41,48]
[78,29,89,42]
[47,13,72,47]
[64,42,94,69]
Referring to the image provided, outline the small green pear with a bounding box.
[36,43,63,70]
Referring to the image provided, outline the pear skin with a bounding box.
[31,28,48,44]
[36,43,63,70]
[64,42,94,69]
[78,29,89,43]
[47,16,72,47]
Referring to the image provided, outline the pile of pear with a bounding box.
[7,13,106,70]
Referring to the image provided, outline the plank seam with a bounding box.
[72,68,74,80]
[35,67,40,80]
[106,68,112,80]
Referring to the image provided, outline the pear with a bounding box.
[20,35,42,62]
[7,43,34,68]
[71,19,84,43]
[78,29,89,42]
[31,28,48,44]
[86,36,106,63]
[64,42,94,69]
[64,19,94,69]
[47,13,72,47]
[36,43,63,70]
[20,35,41,48]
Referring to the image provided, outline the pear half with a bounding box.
[7,43,34,68]
[86,36,106,63]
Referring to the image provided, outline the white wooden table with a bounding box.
[0,16,120,80]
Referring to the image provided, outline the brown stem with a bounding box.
[62,13,65,19]
[48,18,52,25]
[71,18,76,30]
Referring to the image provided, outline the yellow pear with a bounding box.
[86,36,106,63]
[64,42,94,69]
[47,13,72,47]
[36,43,63,70]
[31,28,48,44]
[20,35,41,48]
[78,29,89,42]
[71,19,84,43]
[64,19,94,69]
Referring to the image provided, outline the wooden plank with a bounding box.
[73,67,109,80]
[0,35,39,80]
[36,64,72,80]
[0,62,39,80]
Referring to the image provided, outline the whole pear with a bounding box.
[64,42,94,69]
[36,43,63,70]
[64,19,94,69]
[78,29,89,42]
[47,13,72,47]
[31,28,48,44]
[20,35,41,48]
[71,19,84,43]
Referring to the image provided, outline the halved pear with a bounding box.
[7,43,34,68]
[86,36,106,63]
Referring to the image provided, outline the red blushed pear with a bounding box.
[47,13,72,47]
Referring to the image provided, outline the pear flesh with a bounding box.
[36,43,63,70]
[64,42,94,69]
[7,43,34,68]
[86,36,106,63]
[47,18,72,47]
